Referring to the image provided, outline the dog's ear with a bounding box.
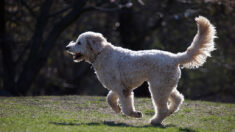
[86,33,106,53]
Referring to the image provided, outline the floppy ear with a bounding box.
[86,34,106,53]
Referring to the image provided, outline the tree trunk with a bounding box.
[0,0,16,95]
[15,0,87,95]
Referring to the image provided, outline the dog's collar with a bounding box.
[90,51,102,64]
[90,44,109,64]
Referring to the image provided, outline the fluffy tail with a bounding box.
[176,16,216,69]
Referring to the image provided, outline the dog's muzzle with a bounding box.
[66,44,83,61]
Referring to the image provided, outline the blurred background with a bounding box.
[0,0,234,102]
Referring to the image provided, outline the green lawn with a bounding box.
[0,96,234,132]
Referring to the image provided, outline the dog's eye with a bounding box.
[77,42,81,45]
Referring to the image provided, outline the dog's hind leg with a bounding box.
[148,82,174,125]
[168,89,184,115]
[107,91,121,113]
[117,88,142,118]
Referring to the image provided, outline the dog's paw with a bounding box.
[113,105,121,113]
[167,110,174,116]
[135,111,143,118]
[150,118,163,126]
[150,122,164,127]
[130,111,143,118]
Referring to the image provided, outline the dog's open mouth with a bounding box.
[73,53,82,60]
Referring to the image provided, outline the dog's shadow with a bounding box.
[49,121,196,132]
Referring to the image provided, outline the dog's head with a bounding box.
[66,31,107,63]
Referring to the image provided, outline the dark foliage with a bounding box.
[0,0,234,102]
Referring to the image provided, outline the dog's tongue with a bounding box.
[73,53,82,60]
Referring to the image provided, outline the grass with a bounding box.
[0,96,234,132]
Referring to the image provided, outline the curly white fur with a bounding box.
[177,16,216,68]
[66,16,216,125]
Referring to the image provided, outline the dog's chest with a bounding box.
[94,66,119,90]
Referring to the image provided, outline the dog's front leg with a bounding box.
[107,91,121,113]
[118,89,142,118]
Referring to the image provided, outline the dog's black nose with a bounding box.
[65,46,70,50]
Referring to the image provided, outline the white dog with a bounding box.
[66,16,216,125]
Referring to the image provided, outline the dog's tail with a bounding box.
[176,16,216,69]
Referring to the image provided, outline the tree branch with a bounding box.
[15,0,92,95]
[49,6,71,17]
[20,0,36,17]
[84,2,132,12]
[92,6,122,12]
[15,43,30,65]
[41,1,88,55]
